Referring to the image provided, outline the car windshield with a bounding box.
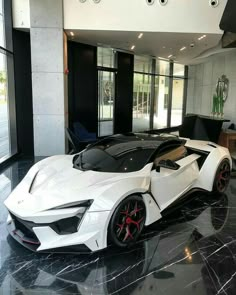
[73,137,156,173]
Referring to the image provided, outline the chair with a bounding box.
[73,122,97,142]
[65,125,97,154]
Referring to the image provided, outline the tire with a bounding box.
[108,195,146,248]
[213,159,231,193]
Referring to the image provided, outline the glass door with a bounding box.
[171,78,185,127]
[153,76,169,129]
[132,73,151,132]
[98,70,115,137]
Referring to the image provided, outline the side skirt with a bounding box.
[159,188,209,217]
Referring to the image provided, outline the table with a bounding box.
[218,130,236,153]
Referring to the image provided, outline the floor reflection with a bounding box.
[1,158,236,294]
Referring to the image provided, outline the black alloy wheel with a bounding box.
[213,159,231,193]
[109,195,146,248]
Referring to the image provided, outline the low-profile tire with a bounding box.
[108,195,146,248]
[213,159,231,193]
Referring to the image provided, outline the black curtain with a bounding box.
[68,41,97,134]
[114,52,134,134]
[13,30,34,156]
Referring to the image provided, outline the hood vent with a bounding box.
[28,171,39,194]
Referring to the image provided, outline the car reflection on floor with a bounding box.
[0,189,235,295]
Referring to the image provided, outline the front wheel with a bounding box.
[108,195,146,248]
[213,159,231,193]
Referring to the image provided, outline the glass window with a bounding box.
[133,73,151,132]
[0,0,17,164]
[0,52,9,160]
[97,47,115,68]
[171,78,184,127]
[74,137,156,173]
[0,0,4,48]
[153,76,169,129]
[173,63,185,77]
[98,71,115,137]
[134,55,152,74]
[132,55,187,132]
[156,60,170,76]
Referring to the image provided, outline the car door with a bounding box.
[150,154,200,211]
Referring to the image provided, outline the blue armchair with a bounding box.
[73,122,97,143]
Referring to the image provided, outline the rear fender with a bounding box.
[193,147,231,191]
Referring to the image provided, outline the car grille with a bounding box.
[10,212,83,237]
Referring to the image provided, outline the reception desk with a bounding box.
[179,114,230,143]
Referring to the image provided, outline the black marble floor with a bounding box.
[1,158,236,294]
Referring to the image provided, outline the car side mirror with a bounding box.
[156,159,180,172]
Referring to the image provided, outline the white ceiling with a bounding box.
[66,30,224,64]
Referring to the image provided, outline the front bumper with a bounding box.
[7,209,111,253]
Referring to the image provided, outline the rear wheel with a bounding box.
[108,195,146,248]
[213,159,231,193]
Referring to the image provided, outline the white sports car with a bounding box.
[4,133,232,253]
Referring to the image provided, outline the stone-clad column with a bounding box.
[30,0,68,156]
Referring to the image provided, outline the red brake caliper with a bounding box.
[116,202,130,237]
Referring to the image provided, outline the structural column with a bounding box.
[30,0,67,156]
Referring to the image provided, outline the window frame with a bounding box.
[133,56,188,131]
[0,0,17,166]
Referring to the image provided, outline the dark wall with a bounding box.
[220,0,236,33]
[114,52,134,134]
[13,30,34,156]
[68,41,97,134]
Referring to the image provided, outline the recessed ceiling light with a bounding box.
[158,56,169,60]
[131,45,135,50]
[198,34,206,41]
[138,33,143,39]
[70,32,74,36]
[180,46,186,51]
[168,54,173,58]
[162,46,166,49]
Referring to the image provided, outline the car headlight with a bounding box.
[48,200,93,234]
[52,200,93,210]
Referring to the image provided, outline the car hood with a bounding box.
[5,155,151,216]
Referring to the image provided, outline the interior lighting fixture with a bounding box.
[198,35,206,41]
[138,33,143,39]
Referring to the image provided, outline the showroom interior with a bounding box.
[1,0,236,294]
